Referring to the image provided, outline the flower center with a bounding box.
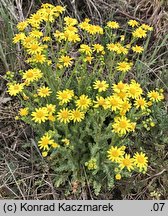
[111,150,119,157]
[98,83,104,88]
[41,89,48,94]
[61,93,68,99]
[73,111,80,118]
[123,158,131,166]
[138,99,145,105]
[137,156,145,163]
[98,99,105,105]
[27,71,34,78]
[14,86,19,90]
[120,63,127,68]
[61,111,68,118]
[151,92,158,99]
[119,120,127,128]
[117,83,124,90]
[129,88,136,95]
[80,99,87,105]
[31,44,39,50]
[41,138,49,146]
[36,111,44,118]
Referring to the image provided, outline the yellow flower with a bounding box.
[119,100,131,115]
[31,107,48,123]
[93,80,109,92]
[134,97,148,110]
[115,173,121,180]
[57,89,74,104]
[141,24,153,31]
[84,56,93,64]
[28,13,43,28]
[62,138,70,145]
[15,116,19,120]
[116,61,132,72]
[38,133,54,150]
[149,121,155,127]
[27,43,44,55]
[127,80,143,99]
[39,7,57,23]
[76,94,92,110]
[58,55,73,67]
[132,45,144,53]
[17,21,28,31]
[70,109,85,122]
[19,108,29,116]
[64,16,78,26]
[107,21,119,29]
[128,19,139,27]
[147,90,164,102]
[65,32,81,43]
[78,21,90,30]
[46,104,56,114]
[118,154,134,172]
[113,91,128,100]
[42,151,48,157]
[106,95,122,111]
[92,44,104,53]
[93,96,108,109]
[64,26,78,33]
[112,81,128,93]
[84,18,90,23]
[107,146,125,162]
[48,114,55,122]
[42,36,51,42]
[53,30,66,41]
[54,5,65,14]
[115,43,128,55]
[22,68,43,82]
[126,44,131,49]
[22,93,29,101]
[112,116,135,135]
[50,140,59,148]
[147,101,152,107]
[13,33,25,43]
[41,3,53,8]
[29,30,43,38]
[79,44,92,55]
[57,108,71,124]
[107,43,118,52]
[37,86,52,97]
[31,54,47,64]
[120,35,125,41]
[133,152,148,171]
[132,27,147,38]
[47,60,52,65]
[21,36,36,48]
[7,83,24,96]
[86,25,103,35]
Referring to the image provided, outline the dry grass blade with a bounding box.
[5,161,26,199]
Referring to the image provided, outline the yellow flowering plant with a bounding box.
[6,3,165,195]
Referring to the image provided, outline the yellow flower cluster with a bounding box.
[79,18,103,35]
[7,3,165,187]
[12,3,154,78]
[38,133,70,156]
[107,146,148,174]
[85,158,97,170]
[13,4,66,67]
[38,132,59,151]
[8,75,164,136]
